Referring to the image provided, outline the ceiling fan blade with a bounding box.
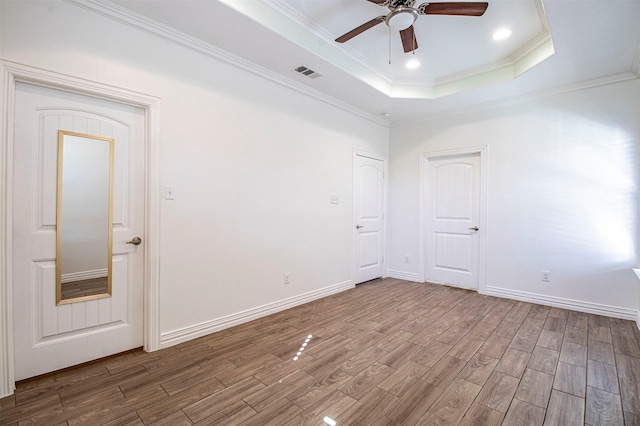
[366,0,387,4]
[418,2,488,16]
[335,16,386,43]
[400,26,418,53]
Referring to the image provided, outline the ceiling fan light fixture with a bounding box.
[386,8,418,31]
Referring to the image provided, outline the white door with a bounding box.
[354,154,385,284]
[426,154,481,289]
[12,82,145,380]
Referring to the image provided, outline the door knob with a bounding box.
[356,225,364,229]
[468,226,479,231]
[126,237,142,245]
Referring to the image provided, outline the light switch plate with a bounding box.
[164,185,175,200]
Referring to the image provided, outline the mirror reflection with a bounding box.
[56,130,114,304]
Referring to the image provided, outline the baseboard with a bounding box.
[386,270,422,283]
[160,280,354,348]
[484,285,640,322]
[61,269,108,283]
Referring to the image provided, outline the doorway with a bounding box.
[353,151,386,284]
[12,82,146,380]
[420,147,487,291]
[0,62,161,396]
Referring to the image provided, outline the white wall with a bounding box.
[388,80,640,318]
[1,1,388,340]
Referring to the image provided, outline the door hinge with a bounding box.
[382,256,385,263]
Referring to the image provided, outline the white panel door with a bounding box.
[354,154,385,284]
[12,82,145,380]
[426,154,480,289]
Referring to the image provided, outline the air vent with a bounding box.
[294,66,322,79]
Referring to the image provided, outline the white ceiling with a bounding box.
[107,0,640,123]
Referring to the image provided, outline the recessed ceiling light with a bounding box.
[405,58,421,69]
[381,112,391,118]
[492,28,512,40]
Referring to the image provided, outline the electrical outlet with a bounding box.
[542,270,551,282]
[284,272,290,285]
[404,255,410,264]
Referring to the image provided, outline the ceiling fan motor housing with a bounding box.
[388,0,417,8]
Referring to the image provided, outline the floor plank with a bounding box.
[503,398,546,426]
[475,371,520,413]
[514,368,554,408]
[429,379,482,423]
[457,353,499,386]
[587,359,620,394]
[585,386,624,426]
[543,390,584,425]
[553,361,586,398]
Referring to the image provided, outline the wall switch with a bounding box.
[542,270,551,282]
[164,185,175,200]
[284,272,290,285]
[329,194,339,204]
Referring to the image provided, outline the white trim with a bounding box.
[419,146,488,293]
[632,40,640,77]
[0,60,162,397]
[484,285,640,323]
[0,61,15,399]
[61,269,108,283]
[352,149,388,285]
[64,0,388,127]
[353,149,387,162]
[393,72,639,128]
[386,270,421,283]
[240,0,554,100]
[160,280,354,348]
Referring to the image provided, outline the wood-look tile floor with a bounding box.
[2,278,640,425]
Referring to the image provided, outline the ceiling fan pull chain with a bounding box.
[388,26,392,64]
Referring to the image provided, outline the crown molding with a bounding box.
[266,0,394,86]
[64,0,389,127]
[66,0,555,106]
[262,0,554,100]
[632,41,640,77]
[392,72,639,128]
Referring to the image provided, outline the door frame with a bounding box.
[352,149,388,285]
[0,61,162,397]
[419,146,488,292]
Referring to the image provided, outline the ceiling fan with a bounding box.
[335,0,489,53]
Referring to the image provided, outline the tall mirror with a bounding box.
[56,130,114,304]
